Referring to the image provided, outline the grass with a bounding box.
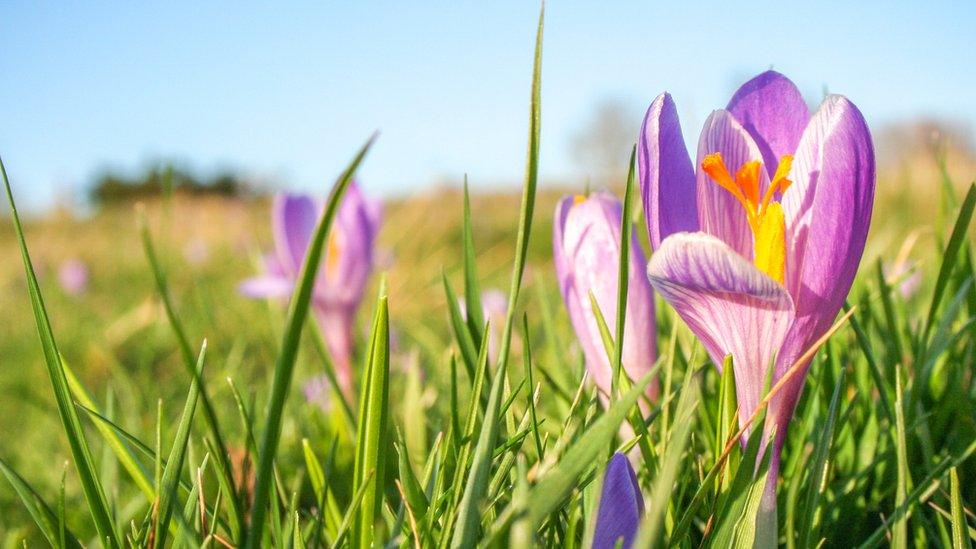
[1,13,976,549]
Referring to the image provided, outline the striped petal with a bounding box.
[272,193,323,275]
[647,232,795,430]
[695,110,767,259]
[639,92,699,249]
[781,95,875,344]
[318,181,381,306]
[593,453,643,549]
[727,71,811,174]
[554,192,657,397]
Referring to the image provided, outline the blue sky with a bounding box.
[1,1,974,208]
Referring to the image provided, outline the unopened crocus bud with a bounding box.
[593,453,643,549]
[553,191,657,400]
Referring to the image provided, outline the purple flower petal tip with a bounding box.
[726,70,810,171]
[593,453,643,549]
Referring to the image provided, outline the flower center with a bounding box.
[701,153,793,284]
[326,230,342,278]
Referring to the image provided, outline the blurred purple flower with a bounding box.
[593,453,643,549]
[58,258,90,295]
[553,191,657,400]
[303,374,331,412]
[640,71,875,528]
[240,183,382,392]
[885,261,921,300]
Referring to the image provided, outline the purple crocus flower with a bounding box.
[593,453,643,549]
[553,192,657,400]
[241,183,382,393]
[58,258,90,295]
[640,71,874,528]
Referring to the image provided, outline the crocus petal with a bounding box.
[781,94,875,338]
[695,110,767,259]
[313,305,356,393]
[639,92,699,249]
[555,192,657,397]
[593,453,643,549]
[272,193,323,275]
[647,232,795,429]
[764,94,874,450]
[317,182,381,307]
[239,275,294,299]
[726,70,811,174]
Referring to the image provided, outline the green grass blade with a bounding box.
[155,341,206,547]
[708,425,773,548]
[522,315,545,460]
[610,145,637,403]
[138,207,243,536]
[63,357,155,500]
[246,134,376,547]
[950,467,972,549]
[519,372,655,533]
[351,293,392,549]
[843,301,894,424]
[449,7,543,546]
[462,177,485,343]
[893,369,910,549]
[715,356,739,493]
[0,457,82,549]
[1,155,121,548]
[799,369,846,549]
[443,272,480,379]
[329,469,376,549]
[922,183,976,343]
[634,369,701,546]
[396,439,430,521]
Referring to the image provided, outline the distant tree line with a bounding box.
[89,164,246,204]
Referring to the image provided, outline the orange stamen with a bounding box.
[702,153,753,219]
[760,155,794,211]
[701,153,794,285]
[734,160,762,211]
[326,231,342,277]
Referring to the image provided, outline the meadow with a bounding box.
[1,17,976,549]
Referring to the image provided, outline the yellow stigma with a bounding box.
[573,194,587,206]
[326,230,342,277]
[702,153,793,284]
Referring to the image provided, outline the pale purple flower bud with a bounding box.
[553,191,657,400]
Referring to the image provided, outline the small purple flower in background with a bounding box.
[640,71,875,530]
[884,230,925,300]
[592,453,643,549]
[460,288,508,363]
[240,182,382,393]
[58,258,90,295]
[303,375,331,412]
[553,192,657,400]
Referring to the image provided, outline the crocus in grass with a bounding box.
[58,258,90,295]
[592,453,643,549]
[640,71,874,531]
[554,192,657,400]
[240,183,382,392]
